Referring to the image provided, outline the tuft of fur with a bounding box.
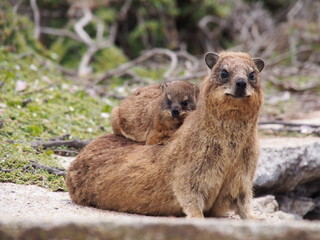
[112,80,199,145]
[67,51,265,218]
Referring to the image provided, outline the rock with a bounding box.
[255,137,320,194]
[292,179,320,197]
[253,195,297,221]
[0,183,311,240]
[253,195,279,213]
[277,195,316,219]
[305,197,320,220]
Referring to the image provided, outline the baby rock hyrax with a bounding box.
[112,80,199,144]
[67,51,265,219]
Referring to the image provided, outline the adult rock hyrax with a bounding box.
[111,80,199,145]
[66,51,265,219]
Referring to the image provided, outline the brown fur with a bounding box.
[112,80,199,145]
[66,51,265,218]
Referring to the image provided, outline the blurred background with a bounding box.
[2,0,320,122]
[0,0,320,216]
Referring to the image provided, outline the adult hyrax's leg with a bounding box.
[235,190,255,219]
[181,198,205,218]
[173,182,205,218]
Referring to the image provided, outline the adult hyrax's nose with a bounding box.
[171,109,180,117]
[236,78,247,89]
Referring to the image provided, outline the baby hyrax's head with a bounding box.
[205,52,265,99]
[159,80,199,119]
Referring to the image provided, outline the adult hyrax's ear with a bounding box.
[205,52,219,69]
[160,82,168,92]
[253,58,265,72]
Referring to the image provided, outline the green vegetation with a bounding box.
[0,49,118,191]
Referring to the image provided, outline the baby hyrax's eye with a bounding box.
[248,72,255,81]
[220,69,229,79]
[167,99,172,106]
[181,100,188,107]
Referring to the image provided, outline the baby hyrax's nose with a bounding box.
[171,109,180,117]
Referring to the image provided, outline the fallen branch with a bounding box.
[52,149,79,156]
[31,139,91,150]
[23,161,66,176]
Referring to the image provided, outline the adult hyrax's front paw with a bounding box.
[185,209,204,218]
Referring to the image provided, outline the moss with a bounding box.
[0,49,116,191]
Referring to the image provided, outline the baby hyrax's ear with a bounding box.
[160,82,168,92]
[205,52,219,69]
[253,58,265,72]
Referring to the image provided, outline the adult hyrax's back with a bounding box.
[112,80,199,144]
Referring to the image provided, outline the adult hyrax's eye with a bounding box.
[220,69,229,79]
[167,99,172,106]
[248,72,255,81]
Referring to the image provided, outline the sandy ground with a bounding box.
[0,183,133,223]
[0,182,297,225]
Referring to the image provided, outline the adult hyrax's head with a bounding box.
[203,52,265,116]
[205,51,265,99]
[160,80,199,119]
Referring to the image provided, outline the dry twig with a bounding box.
[52,149,79,156]
[31,139,91,150]
[23,161,66,176]
[40,27,82,42]
[30,0,40,40]
[1,161,66,176]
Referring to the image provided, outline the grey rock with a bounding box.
[253,195,298,221]
[253,195,279,213]
[255,137,320,193]
[292,179,320,197]
[304,197,320,220]
[277,195,316,219]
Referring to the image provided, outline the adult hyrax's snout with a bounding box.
[234,78,247,98]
